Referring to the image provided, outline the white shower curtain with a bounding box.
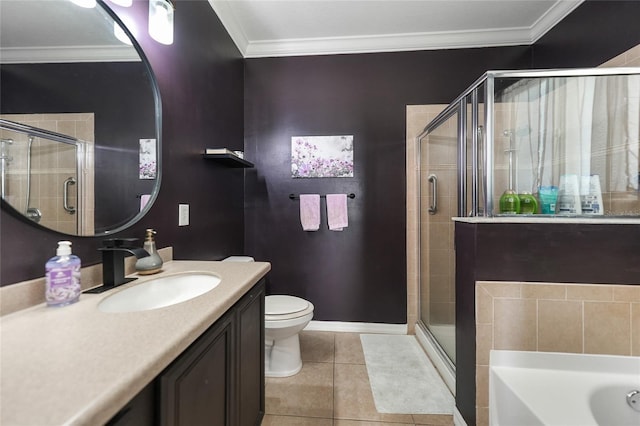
[500,74,640,196]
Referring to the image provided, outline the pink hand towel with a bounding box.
[299,194,320,231]
[140,194,151,212]
[326,194,348,231]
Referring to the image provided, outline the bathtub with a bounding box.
[489,350,640,426]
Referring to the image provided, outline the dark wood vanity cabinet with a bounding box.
[236,279,265,426]
[107,279,265,426]
[160,314,235,425]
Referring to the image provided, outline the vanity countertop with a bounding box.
[0,260,271,425]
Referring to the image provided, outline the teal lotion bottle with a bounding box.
[45,241,81,307]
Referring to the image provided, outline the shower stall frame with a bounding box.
[421,66,640,218]
[415,66,640,389]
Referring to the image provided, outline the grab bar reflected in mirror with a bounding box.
[63,177,76,214]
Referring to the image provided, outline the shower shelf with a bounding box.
[203,149,253,168]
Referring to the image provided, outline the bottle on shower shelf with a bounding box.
[499,189,520,214]
[518,192,538,214]
[499,129,520,215]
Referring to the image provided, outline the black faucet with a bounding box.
[85,238,149,294]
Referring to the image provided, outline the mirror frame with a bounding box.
[0,0,162,237]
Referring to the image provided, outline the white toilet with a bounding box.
[222,256,314,377]
[264,295,314,377]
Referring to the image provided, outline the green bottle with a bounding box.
[518,192,538,214]
[499,190,520,214]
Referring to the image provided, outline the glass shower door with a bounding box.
[419,109,459,366]
[31,136,80,234]
[0,125,81,235]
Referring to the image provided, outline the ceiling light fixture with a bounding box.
[110,0,133,6]
[70,0,97,8]
[148,0,174,45]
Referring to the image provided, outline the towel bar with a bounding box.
[289,193,356,200]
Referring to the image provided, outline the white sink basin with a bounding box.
[98,273,221,313]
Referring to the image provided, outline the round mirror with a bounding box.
[0,0,161,236]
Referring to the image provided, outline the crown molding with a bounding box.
[244,28,533,58]
[529,0,584,42]
[0,46,141,64]
[208,0,250,56]
[211,0,584,58]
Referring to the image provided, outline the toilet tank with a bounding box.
[222,256,255,262]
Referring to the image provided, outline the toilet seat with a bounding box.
[265,295,314,321]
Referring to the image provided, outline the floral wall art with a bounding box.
[139,138,157,179]
[291,135,354,178]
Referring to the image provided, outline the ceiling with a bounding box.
[0,0,585,62]
[208,0,585,58]
[0,0,138,63]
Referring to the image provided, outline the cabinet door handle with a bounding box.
[428,174,437,214]
[63,177,76,214]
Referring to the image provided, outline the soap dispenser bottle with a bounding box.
[45,241,81,307]
[135,229,163,275]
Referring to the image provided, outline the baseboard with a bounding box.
[415,324,456,395]
[304,320,407,334]
[454,406,468,426]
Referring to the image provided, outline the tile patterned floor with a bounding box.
[262,331,454,426]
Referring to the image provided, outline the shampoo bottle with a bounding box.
[499,189,520,214]
[45,241,81,307]
[518,192,538,214]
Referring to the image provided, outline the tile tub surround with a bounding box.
[0,260,270,425]
[475,281,640,426]
[263,330,454,426]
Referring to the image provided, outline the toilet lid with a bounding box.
[265,295,309,315]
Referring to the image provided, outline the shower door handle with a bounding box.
[63,177,76,214]
[428,174,438,214]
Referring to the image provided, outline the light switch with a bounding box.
[178,204,189,226]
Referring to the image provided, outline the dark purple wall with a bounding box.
[244,48,531,322]
[532,0,640,68]
[1,0,245,285]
